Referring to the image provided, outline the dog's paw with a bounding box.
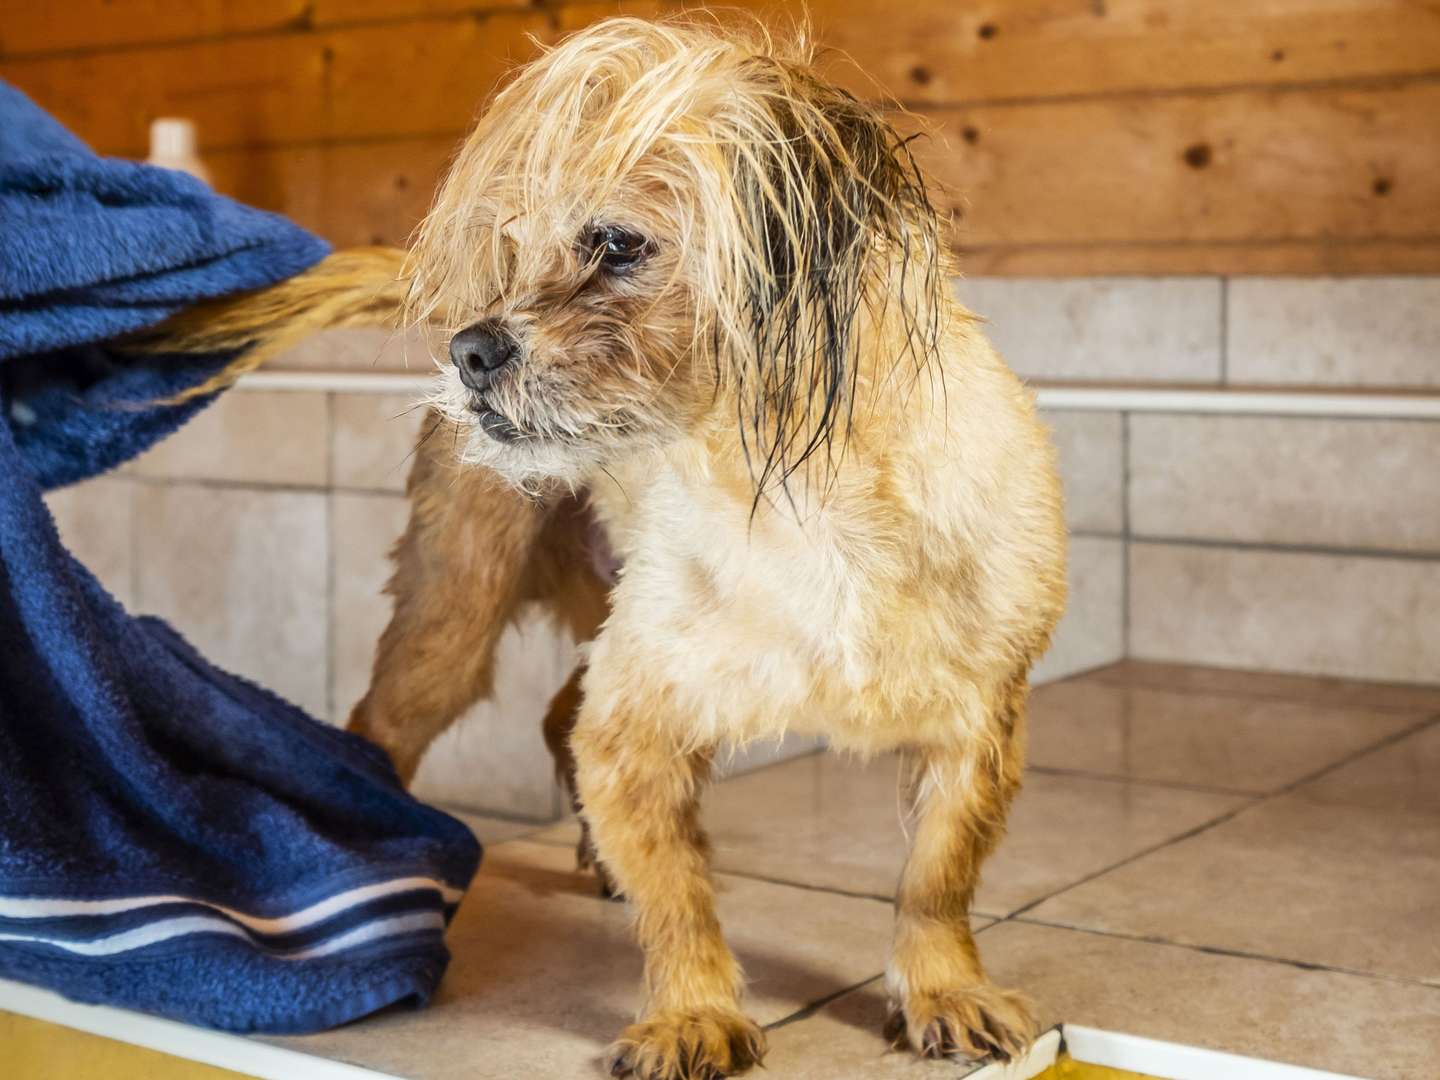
[883,984,1037,1063]
[605,1008,766,1079]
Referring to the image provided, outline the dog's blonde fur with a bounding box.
[356,17,1062,1079]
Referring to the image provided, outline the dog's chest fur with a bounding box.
[583,340,1067,753]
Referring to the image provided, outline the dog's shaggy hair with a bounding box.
[146,16,1067,1078]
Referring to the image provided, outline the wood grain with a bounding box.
[3,0,1437,275]
[919,80,1440,247]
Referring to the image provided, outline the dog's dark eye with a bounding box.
[586,225,651,273]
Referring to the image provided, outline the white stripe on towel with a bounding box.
[0,910,445,959]
[0,876,464,930]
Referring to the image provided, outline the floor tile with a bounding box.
[770,921,1440,1080]
[1090,659,1440,714]
[763,978,1039,1080]
[1029,789,1440,985]
[448,811,550,848]
[532,752,1245,916]
[1028,679,1422,794]
[265,840,896,1080]
[773,919,1439,1080]
[1295,719,1440,816]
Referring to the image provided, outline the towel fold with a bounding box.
[0,80,481,1033]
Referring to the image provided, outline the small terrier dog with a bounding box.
[158,16,1067,1079]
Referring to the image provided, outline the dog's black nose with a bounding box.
[450,321,518,390]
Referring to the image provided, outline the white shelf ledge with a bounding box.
[235,370,1440,420]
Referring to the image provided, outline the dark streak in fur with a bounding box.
[730,67,944,510]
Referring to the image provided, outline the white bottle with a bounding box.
[146,118,211,185]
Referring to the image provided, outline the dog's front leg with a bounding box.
[885,683,1039,1063]
[571,703,765,1079]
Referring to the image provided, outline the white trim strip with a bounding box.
[239,371,433,395]
[234,370,1440,419]
[1063,1025,1367,1080]
[0,910,444,960]
[0,875,463,931]
[960,1026,1062,1079]
[1036,385,1440,419]
[0,978,402,1080]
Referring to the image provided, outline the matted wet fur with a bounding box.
[170,16,1067,1079]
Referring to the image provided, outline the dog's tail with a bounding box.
[125,246,410,401]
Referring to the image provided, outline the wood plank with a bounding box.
[0,11,552,155]
[915,80,1440,247]
[6,1,1437,104]
[0,1,308,57]
[770,0,1440,105]
[207,136,456,247]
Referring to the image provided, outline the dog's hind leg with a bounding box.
[540,665,617,898]
[571,700,765,1079]
[884,678,1039,1064]
[347,412,546,785]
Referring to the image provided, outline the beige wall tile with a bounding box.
[1032,536,1124,683]
[273,327,437,373]
[1228,277,1440,387]
[330,492,409,724]
[330,392,428,492]
[1043,409,1123,534]
[132,391,329,487]
[133,484,329,716]
[44,476,135,608]
[329,491,570,819]
[1130,414,1440,553]
[1129,542,1440,683]
[957,277,1222,382]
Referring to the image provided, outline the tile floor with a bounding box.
[266,661,1440,1079]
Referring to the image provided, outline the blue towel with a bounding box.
[0,81,481,1032]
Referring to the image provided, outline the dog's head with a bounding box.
[408,17,946,495]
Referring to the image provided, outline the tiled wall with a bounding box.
[959,274,1440,687]
[39,276,1439,820]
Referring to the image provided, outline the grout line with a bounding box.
[1025,764,1256,798]
[1218,276,1230,383]
[1129,532,1440,564]
[1001,799,1261,920]
[324,392,337,724]
[129,473,406,499]
[1119,410,1132,657]
[1001,915,1440,989]
[1003,710,1440,920]
[1087,670,1440,713]
[764,974,884,1032]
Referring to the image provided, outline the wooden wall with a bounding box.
[3,1,1438,275]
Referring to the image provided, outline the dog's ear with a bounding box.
[726,73,942,495]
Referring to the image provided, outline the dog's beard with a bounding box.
[426,365,651,493]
